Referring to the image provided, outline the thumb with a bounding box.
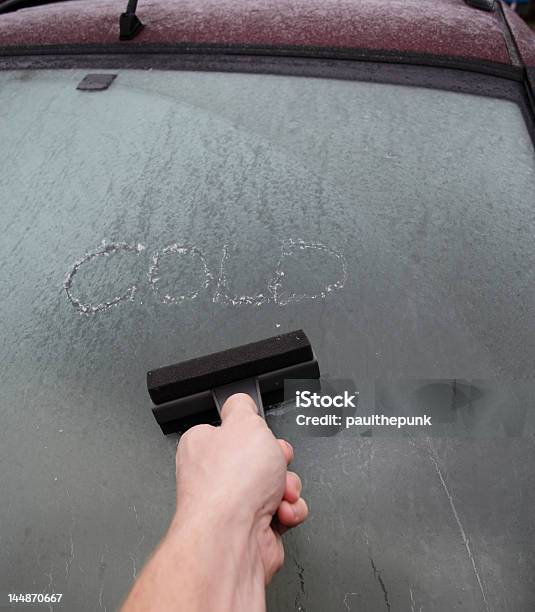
[220,392,261,424]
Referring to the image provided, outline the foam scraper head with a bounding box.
[147,329,320,434]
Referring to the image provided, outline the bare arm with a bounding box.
[121,393,308,612]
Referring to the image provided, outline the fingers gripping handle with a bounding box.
[211,377,266,419]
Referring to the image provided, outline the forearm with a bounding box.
[121,507,266,612]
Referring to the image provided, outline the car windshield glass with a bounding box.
[1,68,535,611]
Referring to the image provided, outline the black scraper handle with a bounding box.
[211,377,265,419]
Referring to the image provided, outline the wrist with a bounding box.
[165,502,266,612]
[173,489,257,535]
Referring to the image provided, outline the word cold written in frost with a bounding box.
[64,238,348,314]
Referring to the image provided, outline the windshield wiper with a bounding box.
[0,0,144,42]
[119,0,143,40]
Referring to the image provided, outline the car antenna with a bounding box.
[119,0,144,40]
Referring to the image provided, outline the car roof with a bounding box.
[0,0,534,70]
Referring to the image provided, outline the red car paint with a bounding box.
[0,0,534,69]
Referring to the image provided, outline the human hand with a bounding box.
[173,393,308,584]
